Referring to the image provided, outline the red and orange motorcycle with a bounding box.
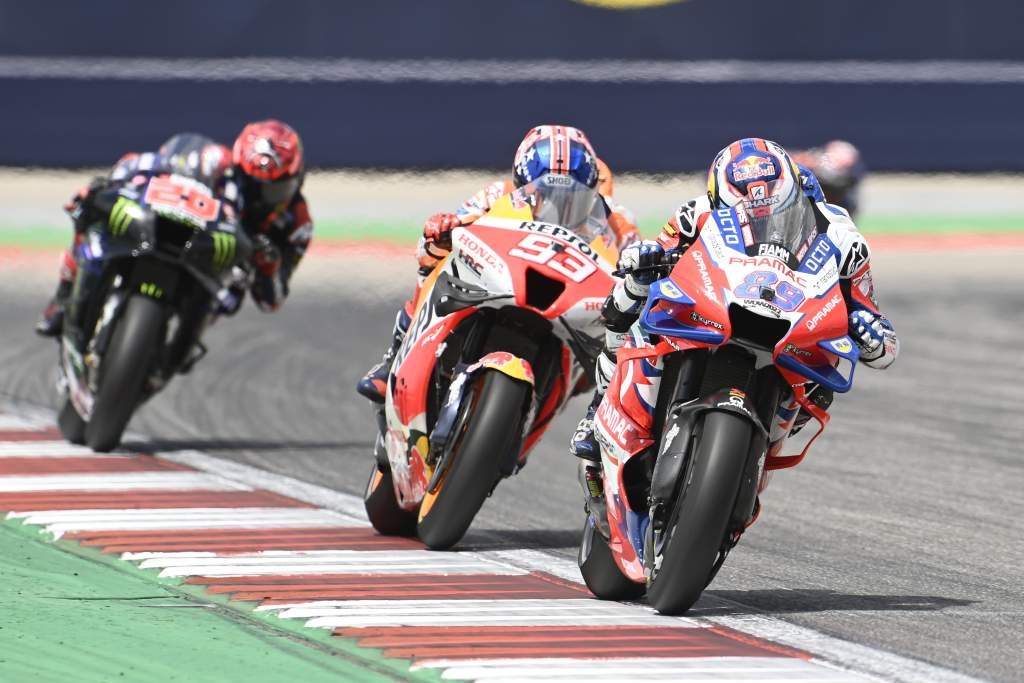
[580,198,861,614]
[364,175,619,549]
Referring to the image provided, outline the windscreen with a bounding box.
[508,174,612,242]
[746,196,817,258]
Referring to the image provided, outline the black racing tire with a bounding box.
[646,410,752,615]
[578,515,646,601]
[416,370,530,550]
[85,296,164,452]
[57,397,87,445]
[363,461,418,537]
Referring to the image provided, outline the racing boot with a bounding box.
[34,279,72,338]
[356,307,411,403]
[569,392,603,462]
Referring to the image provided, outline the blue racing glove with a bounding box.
[616,240,666,285]
[849,310,887,361]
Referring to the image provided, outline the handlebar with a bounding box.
[611,249,681,278]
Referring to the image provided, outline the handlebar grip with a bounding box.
[612,249,680,278]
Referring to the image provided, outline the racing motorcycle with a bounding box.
[579,198,860,614]
[56,169,251,452]
[364,174,619,549]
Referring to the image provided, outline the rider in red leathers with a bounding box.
[356,124,640,402]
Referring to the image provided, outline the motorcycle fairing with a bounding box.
[384,214,617,510]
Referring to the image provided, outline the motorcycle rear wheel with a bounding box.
[646,410,752,615]
[578,515,646,600]
[363,461,418,536]
[416,370,529,550]
[85,296,163,452]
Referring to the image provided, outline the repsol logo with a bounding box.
[806,294,843,331]
[518,221,599,262]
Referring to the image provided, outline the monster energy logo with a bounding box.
[211,232,237,270]
[109,197,138,236]
[139,282,163,298]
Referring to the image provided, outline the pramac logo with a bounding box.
[572,0,691,8]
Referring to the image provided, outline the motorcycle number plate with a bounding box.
[144,176,221,226]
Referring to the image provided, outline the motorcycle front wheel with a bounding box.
[85,295,164,452]
[646,410,752,615]
[416,369,529,550]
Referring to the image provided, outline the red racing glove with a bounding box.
[251,234,281,277]
[423,212,460,249]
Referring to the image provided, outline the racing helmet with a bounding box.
[157,133,231,186]
[232,120,305,211]
[707,137,802,218]
[513,125,599,189]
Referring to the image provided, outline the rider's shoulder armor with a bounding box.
[817,201,871,279]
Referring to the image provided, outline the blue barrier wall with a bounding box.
[1,1,1022,170]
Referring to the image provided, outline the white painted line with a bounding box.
[132,550,523,579]
[3,57,1024,84]
[161,450,368,521]
[274,598,698,629]
[13,507,344,523]
[421,657,865,682]
[0,440,128,457]
[155,561,505,578]
[0,472,250,493]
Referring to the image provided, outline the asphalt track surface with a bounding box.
[2,245,1023,682]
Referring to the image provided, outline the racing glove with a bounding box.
[849,309,898,369]
[616,241,678,297]
[423,212,460,249]
[251,234,282,278]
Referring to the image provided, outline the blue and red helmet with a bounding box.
[707,137,802,217]
[513,125,599,189]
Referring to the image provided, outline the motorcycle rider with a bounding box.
[570,137,899,511]
[792,140,865,218]
[356,124,639,402]
[35,119,312,336]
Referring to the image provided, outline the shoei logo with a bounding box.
[543,174,573,186]
[831,338,854,354]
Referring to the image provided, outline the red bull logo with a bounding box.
[731,154,777,182]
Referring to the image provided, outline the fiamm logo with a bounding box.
[572,0,691,8]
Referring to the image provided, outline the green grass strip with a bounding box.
[0,519,440,683]
[4,214,1023,251]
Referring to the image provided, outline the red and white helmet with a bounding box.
[707,138,802,218]
[232,120,305,210]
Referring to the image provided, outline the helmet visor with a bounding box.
[746,196,816,258]
[511,174,611,241]
[248,175,300,209]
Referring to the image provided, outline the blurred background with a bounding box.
[1,0,1023,247]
